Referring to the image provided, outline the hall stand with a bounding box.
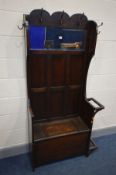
[22,9,104,170]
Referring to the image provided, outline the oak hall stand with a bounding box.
[24,9,104,170]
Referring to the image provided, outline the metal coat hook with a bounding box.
[18,23,24,30]
[97,31,101,35]
[97,22,103,28]
[17,21,28,30]
[79,12,85,26]
[60,11,64,25]
[97,22,103,35]
[40,8,44,23]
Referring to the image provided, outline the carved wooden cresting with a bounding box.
[24,9,104,170]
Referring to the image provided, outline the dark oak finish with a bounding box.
[33,132,89,167]
[24,9,104,170]
[33,117,89,141]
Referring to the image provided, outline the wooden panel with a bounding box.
[28,54,85,119]
[29,55,47,87]
[31,92,47,118]
[50,55,65,86]
[49,89,65,117]
[33,132,89,166]
[69,55,84,85]
[66,88,80,114]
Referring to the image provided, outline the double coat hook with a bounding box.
[97,22,103,35]
[18,21,28,30]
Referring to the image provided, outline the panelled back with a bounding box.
[27,53,86,120]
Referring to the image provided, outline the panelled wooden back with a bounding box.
[27,53,86,120]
